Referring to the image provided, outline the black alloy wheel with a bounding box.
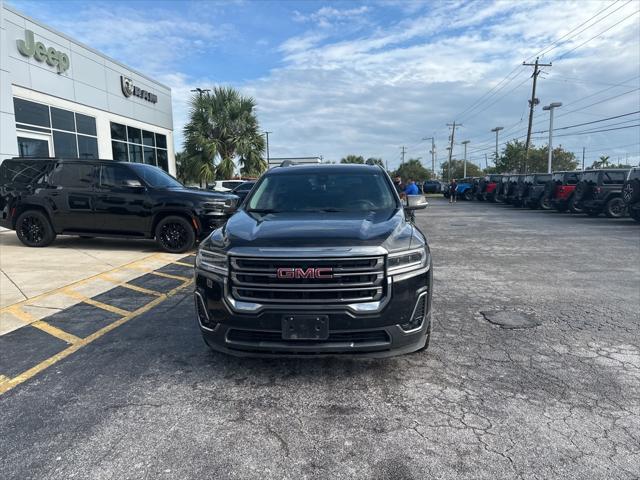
[605,197,626,218]
[155,216,195,253]
[15,210,56,247]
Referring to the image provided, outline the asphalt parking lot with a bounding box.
[1,198,639,479]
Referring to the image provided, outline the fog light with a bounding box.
[401,293,426,331]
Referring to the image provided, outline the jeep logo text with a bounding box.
[17,30,70,73]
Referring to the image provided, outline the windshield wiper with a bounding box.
[300,208,347,212]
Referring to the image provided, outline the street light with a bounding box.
[542,102,562,174]
[461,140,470,178]
[190,87,210,98]
[491,127,503,164]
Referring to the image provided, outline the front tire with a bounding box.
[539,195,552,210]
[463,191,472,201]
[155,216,195,253]
[15,210,56,247]
[568,195,582,214]
[604,197,626,218]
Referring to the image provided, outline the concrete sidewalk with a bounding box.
[0,231,192,335]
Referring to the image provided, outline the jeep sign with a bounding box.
[17,30,70,73]
[121,76,158,104]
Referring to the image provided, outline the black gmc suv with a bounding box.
[574,168,630,218]
[194,163,432,357]
[0,158,237,253]
[622,167,640,222]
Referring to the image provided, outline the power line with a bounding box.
[554,8,640,61]
[553,123,640,137]
[533,110,640,133]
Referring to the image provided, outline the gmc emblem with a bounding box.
[276,267,333,279]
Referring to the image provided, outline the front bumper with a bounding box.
[194,265,432,358]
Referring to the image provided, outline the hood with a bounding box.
[165,187,237,201]
[215,209,415,251]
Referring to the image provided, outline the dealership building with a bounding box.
[0,1,176,174]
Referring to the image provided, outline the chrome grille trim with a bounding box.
[229,255,386,304]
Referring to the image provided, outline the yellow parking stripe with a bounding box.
[173,261,193,267]
[118,283,162,297]
[0,375,8,385]
[31,321,81,344]
[0,280,193,396]
[60,289,131,316]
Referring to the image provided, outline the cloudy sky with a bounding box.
[10,0,640,170]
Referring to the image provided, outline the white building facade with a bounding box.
[0,1,176,174]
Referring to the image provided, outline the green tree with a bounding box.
[439,159,483,180]
[340,155,365,164]
[493,140,578,173]
[366,157,385,167]
[590,155,610,169]
[175,151,202,185]
[394,158,432,182]
[183,86,266,182]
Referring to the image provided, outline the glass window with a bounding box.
[50,163,94,188]
[127,126,142,144]
[13,98,50,127]
[566,173,579,185]
[143,147,156,165]
[51,107,75,132]
[604,172,626,184]
[583,172,599,183]
[0,160,52,185]
[129,163,182,188]
[156,149,168,171]
[53,131,78,158]
[110,122,127,141]
[129,143,143,163]
[535,174,551,184]
[99,165,139,188]
[155,133,167,149]
[142,130,155,146]
[76,113,97,136]
[112,141,128,162]
[78,135,99,159]
[17,137,50,158]
[247,172,397,212]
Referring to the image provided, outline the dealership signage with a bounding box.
[121,76,158,104]
[16,30,70,73]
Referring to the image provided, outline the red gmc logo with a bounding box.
[276,267,333,279]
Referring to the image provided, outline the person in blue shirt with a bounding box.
[404,178,419,196]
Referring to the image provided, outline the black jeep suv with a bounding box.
[622,167,640,222]
[194,163,433,357]
[0,158,237,253]
[574,168,630,218]
[519,173,552,209]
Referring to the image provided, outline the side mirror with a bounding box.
[405,195,428,211]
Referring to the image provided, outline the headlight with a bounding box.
[387,247,429,275]
[196,247,228,275]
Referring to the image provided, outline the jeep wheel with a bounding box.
[539,195,552,210]
[568,195,582,214]
[463,190,473,201]
[155,216,195,253]
[604,197,626,218]
[15,210,56,247]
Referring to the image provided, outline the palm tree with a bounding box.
[340,155,365,164]
[183,86,266,182]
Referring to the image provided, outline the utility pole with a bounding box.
[446,121,461,182]
[491,126,503,165]
[401,146,406,166]
[542,102,562,174]
[422,136,436,177]
[582,147,585,170]
[263,131,271,163]
[446,147,452,182]
[461,140,470,178]
[523,57,552,172]
[190,87,211,98]
[484,153,488,170]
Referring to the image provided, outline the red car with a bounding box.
[549,171,582,213]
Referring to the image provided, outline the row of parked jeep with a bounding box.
[443,167,640,222]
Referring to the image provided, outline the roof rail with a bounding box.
[280,160,296,167]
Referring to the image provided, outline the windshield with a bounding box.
[524,175,534,183]
[582,172,599,183]
[129,164,183,188]
[246,171,398,213]
[536,174,551,183]
[552,173,564,183]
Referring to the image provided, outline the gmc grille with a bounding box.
[229,256,385,304]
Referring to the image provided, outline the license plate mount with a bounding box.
[282,315,329,340]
